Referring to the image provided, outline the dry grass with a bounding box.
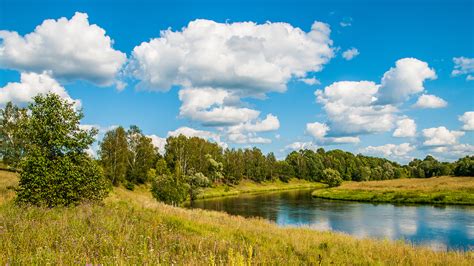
[0,170,18,205]
[341,176,474,191]
[313,176,474,205]
[197,178,326,200]
[1,171,473,264]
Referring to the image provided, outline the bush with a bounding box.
[151,175,188,205]
[15,94,110,207]
[322,168,343,187]
[17,151,109,206]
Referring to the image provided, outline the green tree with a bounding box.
[99,126,128,186]
[0,102,28,169]
[321,168,343,187]
[187,172,210,201]
[207,154,223,183]
[453,156,474,176]
[126,126,156,186]
[16,93,109,206]
[155,158,171,176]
[151,174,188,205]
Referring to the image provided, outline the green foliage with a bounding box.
[0,102,28,169]
[15,94,109,206]
[321,168,343,187]
[150,174,188,205]
[99,126,128,186]
[155,158,170,176]
[126,126,156,184]
[165,135,222,177]
[187,172,211,201]
[99,125,156,186]
[453,156,474,176]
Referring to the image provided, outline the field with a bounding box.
[1,171,473,264]
[312,176,474,205]
[197,178,325,199]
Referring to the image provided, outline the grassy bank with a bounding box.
[312,176,474,205]
[196,178,326,200]
[1,171,473,264]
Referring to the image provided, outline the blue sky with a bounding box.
[0,0,473,162]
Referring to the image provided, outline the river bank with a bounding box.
[1,171,473,264]
[312,176,474,205]
[196,178,326,200]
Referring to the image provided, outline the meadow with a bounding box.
[1,170,473,264]
[312,176,474,205]
[196,178,326,200]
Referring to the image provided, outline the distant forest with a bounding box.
[1,95,473,205]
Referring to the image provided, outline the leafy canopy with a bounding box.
[16,93,109,206]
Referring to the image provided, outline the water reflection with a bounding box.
[189,189,474,251]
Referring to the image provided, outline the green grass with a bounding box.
[196,178,326,200]
[1,171,473,264]
[312,176,474,205]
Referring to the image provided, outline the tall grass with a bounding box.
[312,176,474,205]
[1,171,473,264]
[197,178,326,200]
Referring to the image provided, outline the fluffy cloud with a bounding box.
[0,12,126,86]
[315,81,396,135]
[130,19,334,94]
[178,87,259,126]
[393,118,416,137]
[459,111,474,131]
[413,94,447,108]
[0,72,80,107]
[429,144,474,160]
[226,114,279,144]
[148,134,167,155]
[312,58,436,139]
[168,126,227,148]
[422,126,464,146]
[284,141,317,151]
[342,48,359,60]
[306,122,360,144]
[376,58,436,104]
[299,77,320,85]
[360,143,415,158]
[130,19,331,141]
[452,57,474,81]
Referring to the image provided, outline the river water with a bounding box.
[189,189,474,251]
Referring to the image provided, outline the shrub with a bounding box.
[151,175,188,205]
[321,168,343,187]
[15,94,109,207]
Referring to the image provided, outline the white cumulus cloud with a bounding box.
[342,48,359,60]
[376,58,436,104]
[168,126,227,148]
[452,57,474,81]
[0,72,80,107]
[360,143,415,158]
[311,58,437,140]
[393,118,417,137]
[178,87,259,126]
[306,122,360,144]
[0,12,126,86]
[413,94,447,109]
[315,81,396,135]
[147,134,167,155]
[129,19,334,94]
[422,126,464,146]
[459,111,474,131]
[284,141,318,152]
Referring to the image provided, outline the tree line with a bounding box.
[1,94,473,206]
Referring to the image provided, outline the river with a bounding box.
[188,189,474,251]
